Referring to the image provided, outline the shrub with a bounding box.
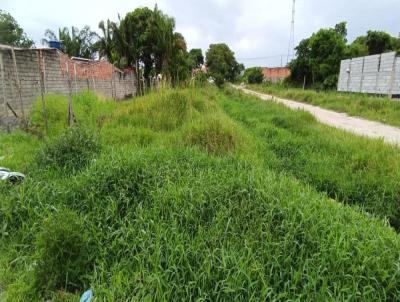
[193,72,208,86]
[37,126,100,171]
[34,209,91,294]
[186,116,237,155]
[244,67,264,84]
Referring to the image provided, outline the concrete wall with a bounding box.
[338,52,400,96]
[0,45,136,129]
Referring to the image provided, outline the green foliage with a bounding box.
[222,87,400,229]
[188,48,204,69]
[193,71,208,86]
[34,209,91,293]
[43,26,98,59]
[289,22,347,90]
[37,126,100,171]
[365,30,399,55]
[250,83,400,127]
[206,43,241,86]
[289,22,400,89]
[109,6,191,87]
[3,88,400,300]
[0,10,33,47]
[96,20,116,62]
[185,115,238,155]
[244,67,264,84]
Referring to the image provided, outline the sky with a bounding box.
[2,0,400,67]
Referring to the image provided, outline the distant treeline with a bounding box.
[0,8,244,90]
[288,22,400,89]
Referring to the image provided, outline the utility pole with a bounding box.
[287,0,296,65]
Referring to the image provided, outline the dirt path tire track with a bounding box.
[234,86,400,146]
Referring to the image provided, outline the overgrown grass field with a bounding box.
[1,87,400,301]
[249,83,400,127]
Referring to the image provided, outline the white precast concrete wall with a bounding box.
[337,52,400,96]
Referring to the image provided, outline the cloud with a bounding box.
[2,0,400,67]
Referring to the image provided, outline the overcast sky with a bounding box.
[2,0,400,67]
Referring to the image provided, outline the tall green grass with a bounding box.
[249,83,400,127]
[220,88,400,229]
[1,87,400,301]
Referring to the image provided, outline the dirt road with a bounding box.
[234,86,400,146]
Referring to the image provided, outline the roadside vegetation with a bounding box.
[248,83,400,127]
[1,87,400,301]
[220,87,400,229]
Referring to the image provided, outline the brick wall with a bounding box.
[0,45,136,129]
[262,67,291,83]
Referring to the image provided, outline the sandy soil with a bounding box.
[233,86,400,146]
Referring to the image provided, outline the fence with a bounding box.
[337,51,400,97]
[0,44,136,129]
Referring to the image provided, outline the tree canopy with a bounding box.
[188,48,204,69]
[288,22,400,89]
[98,6,191,89]
[206,43,242,86]
[0,10,33,48]
[42,26,98,59]
[244,67,264,84]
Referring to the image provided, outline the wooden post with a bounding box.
[132,71,136,96]
[42,51,47,93]
[11,47,25,123]
[37,50,48,132]
[110,71,114,100]
[65,62,74,126]
[0,53,8,119]
[74,63,78,94]
[6,102,18,118]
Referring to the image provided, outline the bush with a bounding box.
[193,71,208,86]
[37,126,100,171]
[244,67,264,84]
[186,116,237,155]
[34,209,91,294]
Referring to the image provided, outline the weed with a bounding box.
[249,83,400,127]
[2,87,400,301]
[34,209,91,294]
[36,126,100,171]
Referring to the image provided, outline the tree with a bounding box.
[206,43,241,86]
[42,26,98,59]
[113,6,191,89]
[346,36,369,58]
[188,48,204,69]
[244,67,264,84]
[365,30,397,55]
[168,32,190,84]
[0,10,33,47]
[289,22,347,89]
[97,20,117,62]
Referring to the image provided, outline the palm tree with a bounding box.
[97,20,115,62]
[42,26,98,59]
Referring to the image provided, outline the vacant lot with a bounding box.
[249,84,400,127]
[1,87,400,301]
